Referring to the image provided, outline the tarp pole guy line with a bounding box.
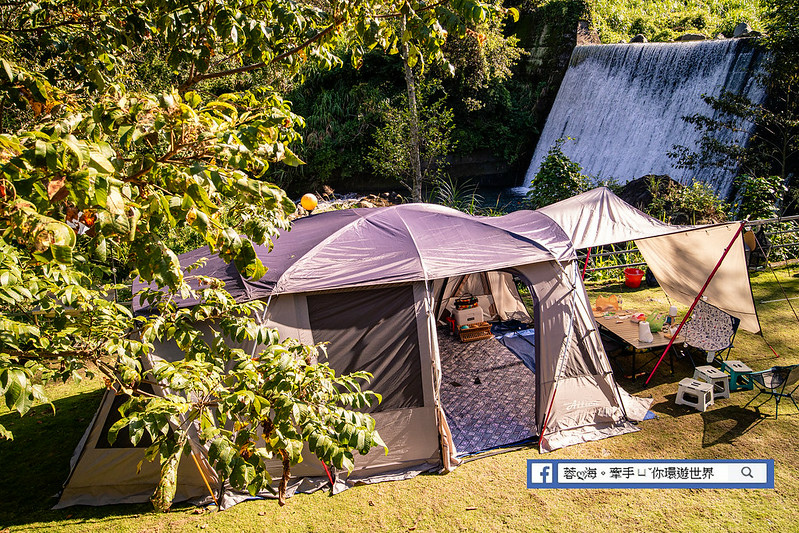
[753,232,792,358]
[761,296,799,304]
[758,232,799,324]
[644,222,745,385]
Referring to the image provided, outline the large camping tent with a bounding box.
[57,201,659,509]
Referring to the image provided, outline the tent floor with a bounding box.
[438,330,538,456]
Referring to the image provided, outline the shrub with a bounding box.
[526,138,589,209]
[667,180,729,224]
[732,175,788,220]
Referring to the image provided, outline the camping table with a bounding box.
[597,316,685,379]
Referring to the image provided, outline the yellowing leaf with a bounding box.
[89,149,115,174]
[107,187,125,215]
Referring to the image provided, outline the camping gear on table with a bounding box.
[647,313,666,333]
[595,294,622,312]
[638,320,654,343]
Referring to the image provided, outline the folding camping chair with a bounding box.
[681,300,740,366]
[744,365,799,419]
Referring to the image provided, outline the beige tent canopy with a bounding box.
[57,203,651,509]
[538,187,760,334]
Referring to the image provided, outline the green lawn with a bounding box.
[2,268,798,532]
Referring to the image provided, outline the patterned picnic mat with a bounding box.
[438,330,538,455]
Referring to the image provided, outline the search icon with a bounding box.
[741,466,754,478]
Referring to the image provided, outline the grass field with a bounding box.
[1,268,798,532]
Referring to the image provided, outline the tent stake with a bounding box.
[644,222,745,385]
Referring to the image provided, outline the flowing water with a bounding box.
[523,39,766,199]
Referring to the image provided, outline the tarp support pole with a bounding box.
[645,222,745,384]
[581,247,591,280]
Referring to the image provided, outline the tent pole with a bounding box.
[191,451,219,507]
[644,222,745,385]
[539,264,579,448]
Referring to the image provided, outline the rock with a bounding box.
[617,175,681,212]
[715,34,725,40]
[630,34,647,43]
[676,33,706,42]
[576,20,600,45]
[733,22,752,38]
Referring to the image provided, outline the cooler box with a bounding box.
[454,307,483,327]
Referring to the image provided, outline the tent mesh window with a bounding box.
[95,382,157,448]
[307,285,424,412]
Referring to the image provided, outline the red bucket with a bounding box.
[623,268,645,288]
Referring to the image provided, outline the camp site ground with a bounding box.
[2,194,798,532]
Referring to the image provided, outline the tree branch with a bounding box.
[178,19,344,91]
[0,17,99,34]
[375,0,450,19]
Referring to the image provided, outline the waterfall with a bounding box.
[523,39,766,199]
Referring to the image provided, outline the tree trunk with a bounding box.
[400,12,423,203]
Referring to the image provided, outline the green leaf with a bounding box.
[89,148,115,174]
[279,146,304,167]
[230,458,255,489]
[51,244,73,264]
[46,221,76,248]
[107,186,125,215]
[151,446,181,512]
[107,418,129,445]
[128,417,145,445]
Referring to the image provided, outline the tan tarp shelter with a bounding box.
[57,202,653,509]
[538,187,760,334]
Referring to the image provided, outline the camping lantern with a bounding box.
[301,193,318,211]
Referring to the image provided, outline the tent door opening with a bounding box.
[435,272,539,456]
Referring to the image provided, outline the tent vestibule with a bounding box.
[538,187,760,334]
